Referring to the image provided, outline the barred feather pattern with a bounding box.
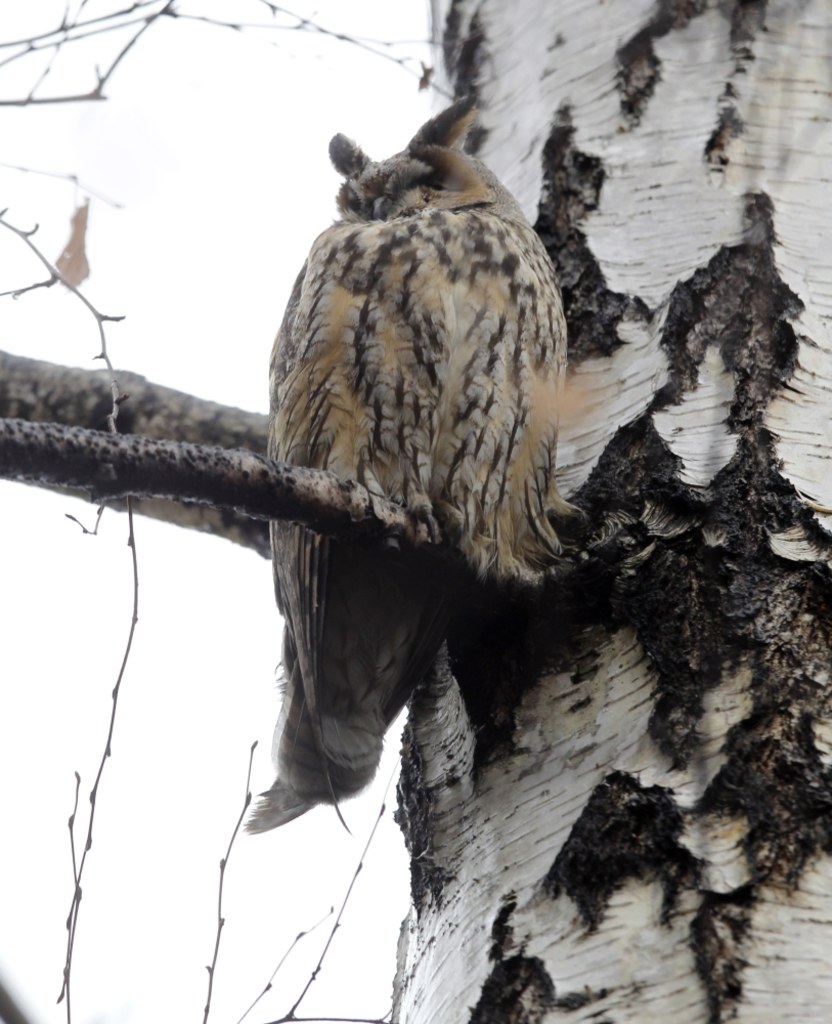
[248,98,569,831]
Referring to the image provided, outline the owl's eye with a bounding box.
[372,196,390,220]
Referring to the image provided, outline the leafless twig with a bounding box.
[0,162,122,207]
[236,906,334,1024]
[174,2,445,94]
[285,779,397,1022]
[0,1,173,106]
[265,1017,390,1023]
[0,212,124,385]
[33,182,142,1021]
[0,0,446,105]
[57,493,140,1019]
[0,208,127,532]
[202,741,258,1024]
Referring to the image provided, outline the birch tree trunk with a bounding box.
[393,2,832,1021]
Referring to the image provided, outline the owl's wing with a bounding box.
[247,520,451,832]
[247,522,334,830]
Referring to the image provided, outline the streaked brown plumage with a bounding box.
[247,98,570,831]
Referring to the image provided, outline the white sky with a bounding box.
[0,3,435,1021]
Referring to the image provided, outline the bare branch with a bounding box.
[287,783,396,1022]
[236,907,334,1024]
[0,418,435,549]
[0,161,123,207]
[0,350,271,552]
[173,3,445,94]
[0,1,162,52]
[0,213,124,388]
[0,349,267,448]
[0,0,446,106]
[58,497,140,1016]
[202,741,258,1024]
[0,1,173,106]
[247,804,396,1024]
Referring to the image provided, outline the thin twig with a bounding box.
[266,1017,390,1023]
[0,1,449,105]
[59,773,81,1021]
[58,497,140,1017]
[0,212,124,378]
[0,161,123,207]
[0,1,174,105]
[0,0,162,51]
[0,276,55,299]
[236,907,334,1024]
[65,504,107,536]
[0,209,125,534]
[287,777,397,1020]
[47,193,139,1020]
[202,741,258,1024]
[172,3,444,93]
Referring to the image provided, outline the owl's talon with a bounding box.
[406,500,440,544]
[421,511,441,545]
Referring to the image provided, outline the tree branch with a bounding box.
[0,349,268,450]
[0,349,272,553]
[0,417,433,549]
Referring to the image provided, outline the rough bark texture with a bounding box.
[396,2,832,1022]
[0,418,437,555]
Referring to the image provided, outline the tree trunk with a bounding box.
[393,2,832,1021]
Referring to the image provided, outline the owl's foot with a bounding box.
[433,501,463,545]
[406,496,441,544]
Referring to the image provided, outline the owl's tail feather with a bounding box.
[246,780,315,832]
[245,691,385,832]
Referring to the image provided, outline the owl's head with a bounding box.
[330,97,513,223]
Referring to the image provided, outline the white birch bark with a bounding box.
[394,2,832,1021]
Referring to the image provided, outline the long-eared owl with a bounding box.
[247,98,570,831]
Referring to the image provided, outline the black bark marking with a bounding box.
[705,104,745,168]
[616,0,708,125]
[396,693,451,914]
[691,887,753,1024]
[654,193,800,412]
[544,771,699,929]
[730,0,767,53]
[489,894,517,961]
[702,704,832,886]
[535,108,638,360]
[469,956,556,1024]
[568,194,808,766]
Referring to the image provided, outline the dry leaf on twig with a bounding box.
[56,200,90,287]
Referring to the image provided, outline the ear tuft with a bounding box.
[329,133,370,178]
[410,96,477,152]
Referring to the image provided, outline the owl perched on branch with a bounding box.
[247,98,570,832]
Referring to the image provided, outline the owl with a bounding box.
[247,97,570,831]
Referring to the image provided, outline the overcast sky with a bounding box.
[0,3,436,1021]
